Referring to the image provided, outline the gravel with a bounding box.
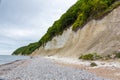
[0,57,111,80]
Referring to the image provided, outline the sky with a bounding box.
[0,0,77,55]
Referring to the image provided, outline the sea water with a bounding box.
[0,55,29,65]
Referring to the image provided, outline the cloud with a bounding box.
[0,0,77,55]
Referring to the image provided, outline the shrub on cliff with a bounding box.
[79,53,102,60]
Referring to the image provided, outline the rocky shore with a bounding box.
[0,56,112,80]
[47,56,120,80]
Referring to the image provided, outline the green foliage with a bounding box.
[13,0,120,55]
[97,1,120,19]
[72,0,117,30]
[102,51,120,60]
[79,53,102,60]
[114,51,120,58]
[12,46,27,55]
[21,42,40,55]
[12,42,40,55]
[90,62,98,67]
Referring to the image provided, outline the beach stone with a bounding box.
[0,57,110,80]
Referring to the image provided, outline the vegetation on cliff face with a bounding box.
[79,53,102,60]
[13,42,40,55]
[12,0,120,55]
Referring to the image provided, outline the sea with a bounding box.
[0,55,29,65]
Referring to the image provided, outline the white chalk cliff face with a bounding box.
[32,6,120,58]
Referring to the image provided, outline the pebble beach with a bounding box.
[0,57,111,80]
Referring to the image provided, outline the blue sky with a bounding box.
[0,0,77,55]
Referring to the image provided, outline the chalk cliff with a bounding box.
[32,6,120,58]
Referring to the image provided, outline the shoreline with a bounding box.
[45,56,120,80]
[0,56,120,80]
[0,59,27,77]
[0,59,27,66]
[0,55,29,65]
[0,56,108,80]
